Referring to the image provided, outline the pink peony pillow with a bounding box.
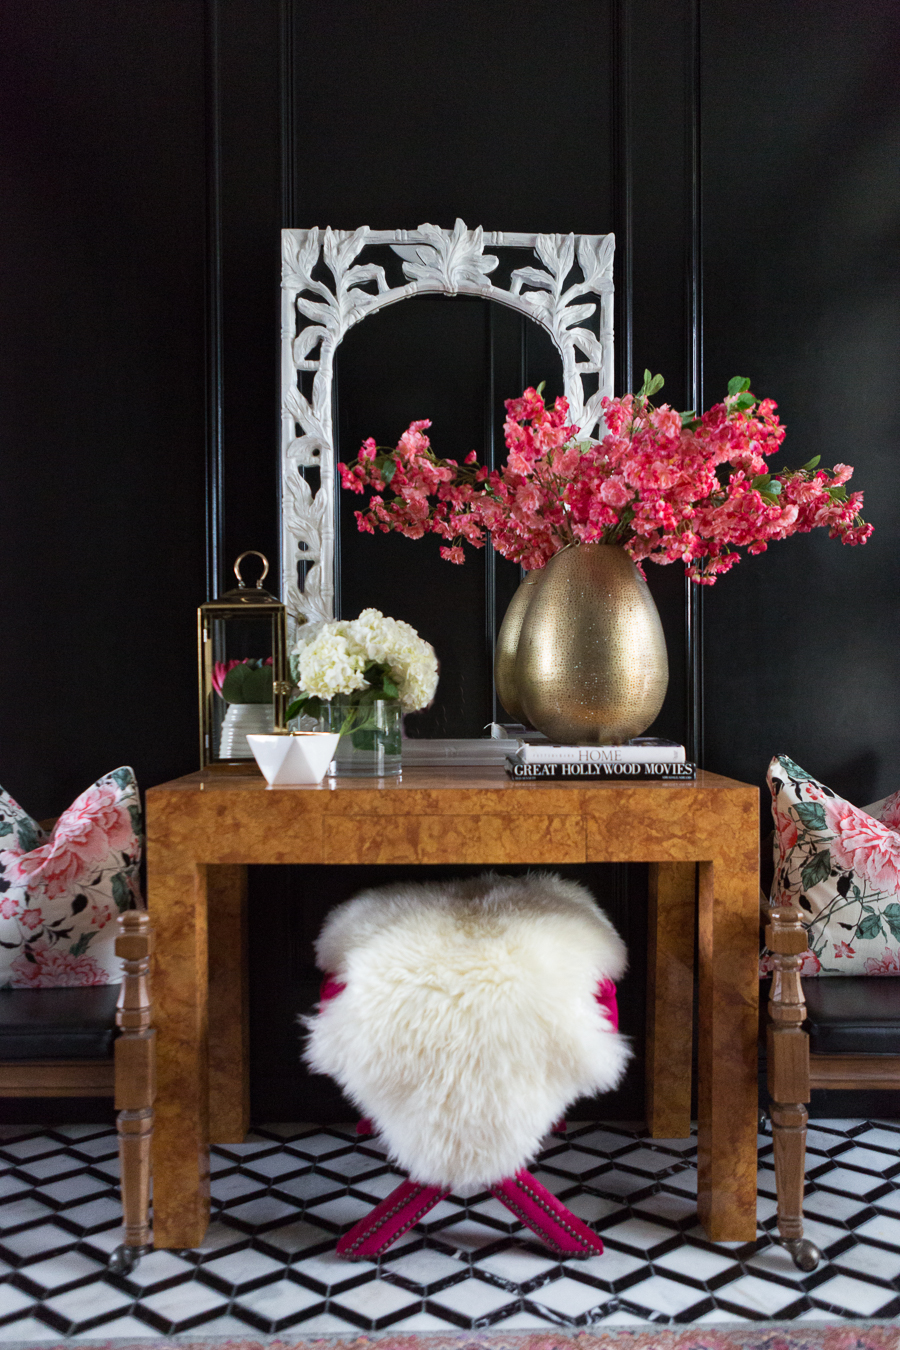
[0,767,142,988]
[763,755,900,977]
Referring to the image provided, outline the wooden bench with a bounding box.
[0,911,155,1273]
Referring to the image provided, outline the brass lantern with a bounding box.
[197,551,290,770]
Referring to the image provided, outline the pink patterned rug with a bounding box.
[11,1325,900,1350]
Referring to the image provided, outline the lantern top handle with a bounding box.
[234,550,269,589]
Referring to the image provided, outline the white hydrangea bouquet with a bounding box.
[286,610,438,760]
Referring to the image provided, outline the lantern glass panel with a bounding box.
[208,612,279,764]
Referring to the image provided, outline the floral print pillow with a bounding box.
[764,754,900,977]
[0,768,142,988]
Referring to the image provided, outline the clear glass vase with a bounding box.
[317,696,403,777]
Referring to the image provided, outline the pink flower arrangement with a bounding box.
[339,374,872,582]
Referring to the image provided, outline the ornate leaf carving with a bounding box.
[401,219,498,292]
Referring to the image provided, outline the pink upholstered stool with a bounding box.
[304,873,630,1260]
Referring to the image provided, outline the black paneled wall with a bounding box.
[2,0,897,1121]
[0,3,207,815]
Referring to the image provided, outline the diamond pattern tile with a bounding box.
[0,1116,899,1332]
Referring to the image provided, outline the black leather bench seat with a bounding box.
[805,977,900,1057]
[0,985,120,1060]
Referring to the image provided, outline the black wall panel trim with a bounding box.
[205,0,225,600]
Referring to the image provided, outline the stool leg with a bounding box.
[337,1179,449,1260]
[492,1171,604,1256]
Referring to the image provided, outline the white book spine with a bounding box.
[511,743,686,765]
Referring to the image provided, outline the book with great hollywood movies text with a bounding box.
[506,759,696,781]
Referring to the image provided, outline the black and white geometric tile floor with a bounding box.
[2,1117,900,1338]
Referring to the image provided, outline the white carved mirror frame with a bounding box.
[281,220,615,631]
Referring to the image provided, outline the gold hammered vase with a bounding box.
[514,543,669,745]
[493,571,540,723]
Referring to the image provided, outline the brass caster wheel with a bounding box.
[108,1242,151,1275]
[783,1237,821,1271]
[757,1109,768,1133]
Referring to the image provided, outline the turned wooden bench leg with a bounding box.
[765,903,820,1272]
[109,909,155,1274]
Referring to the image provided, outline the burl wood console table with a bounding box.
[145,767,759,1248]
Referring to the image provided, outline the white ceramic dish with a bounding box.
[247,732,340,786]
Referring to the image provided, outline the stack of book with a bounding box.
[505,737,695,781]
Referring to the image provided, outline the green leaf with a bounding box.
[801,849,832,890]
[638,371,664,399]
[381,457,397,485]
[794,802,828,832]
[727,376,752,396]
[381,674,399,699]
[111,872,133,914]
[856,913,883,942]
[110,768,134,790]
[287,693,325,721]
[127,805,142,839]
[883,903,900,942]
[731,392,756,412]
[221,660,273,704]
[800,455,821,471]
[0,822,13,837]
[69,931,95,957]
[778,755,814,780]
[16,821,41,852]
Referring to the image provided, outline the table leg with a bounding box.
[208,864,250,1143]
[150,860,211,1249]
[646,862,695,1138]
[696,857,759,1242]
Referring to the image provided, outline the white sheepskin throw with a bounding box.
[303,872,631,1191]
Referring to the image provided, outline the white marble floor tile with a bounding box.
[619,1273,709,1316]
[833,1241,900,1280]
[381,1246,466,1285]
[853,1211,900,1245]
[531,1274,609,1317]
[0,1315,61,1341]
[476,1247,559,1283]
[201,1246,285,1287]
[654,1242,738,1281]
[232,1278,323,1322]
[334,1277,423,1320]
[601,1215,682,1253]
[811,1273,895,1316]
[428,1277,518,1318]
[713,1273,803,1316]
